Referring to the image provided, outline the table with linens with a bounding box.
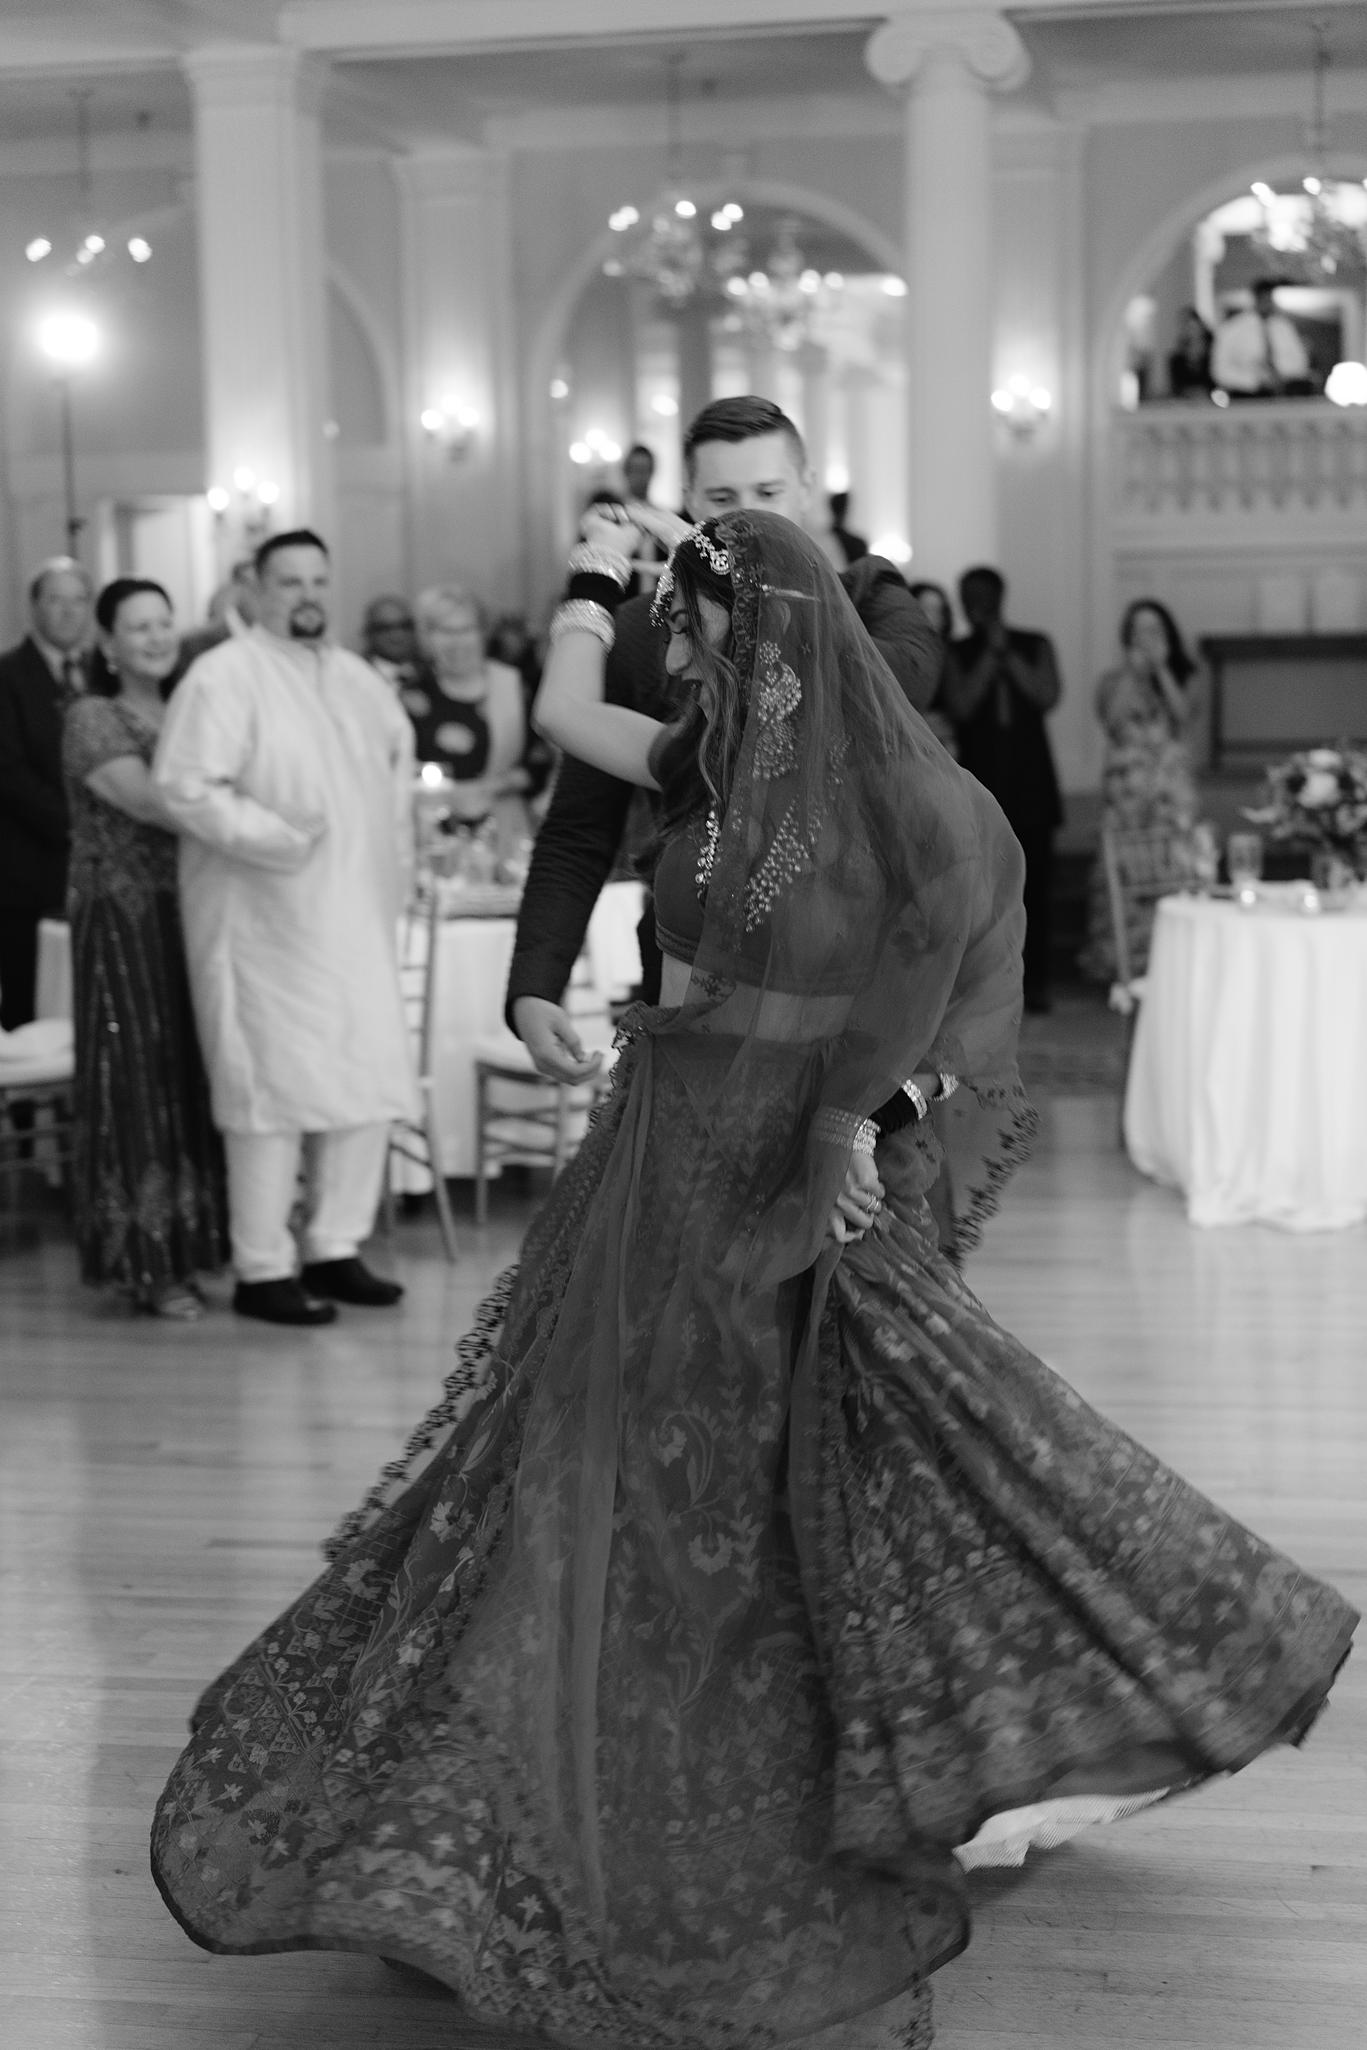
[1123,888,1367,1230]
[36,880,646,1184]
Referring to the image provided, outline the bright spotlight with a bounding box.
[206,485,231,514]
[36,310,100,370]
[127,236,152,263]
[25,237,52,263]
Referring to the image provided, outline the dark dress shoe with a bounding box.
[300,1256,404,1307]
[233,1278,338,1326]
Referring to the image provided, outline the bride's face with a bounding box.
[664,590,730,682]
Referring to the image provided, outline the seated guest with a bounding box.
[0,556,91,1030]
[1167,306,1214,398]
[406,584,538,851]
[1212,280,1312,398]
[360,594,424,698]
[63,579,227,1318]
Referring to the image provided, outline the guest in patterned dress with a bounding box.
[63,579,226,1319]
[1079,597,1202,983]
[151,516,1354,2048]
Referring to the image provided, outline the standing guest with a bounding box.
[406,584,540,848]
[174,558,259,677]
[617,446,668,598]
[1211,279,1312,398]
[827,488,870,564]
[1079,598,1201,983]
[507,394,940,1081]
[151,511,1356,2048]
[942,567,1062,1014]
[63,579,226,1319]
[153,529,417,1328]
[1166,306,1214,398]
[0,556,91,1029]
[360,593,424,699]
[908,579,958,757]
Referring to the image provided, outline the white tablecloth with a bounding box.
[405,880,643,1182]
[1123,892,1367,1229]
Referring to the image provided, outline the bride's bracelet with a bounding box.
[852,1117,880,1156]
[548,599,615,650]
[566,541,632,614]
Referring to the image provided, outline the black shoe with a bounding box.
[300,1256,404,1307]
[232,1277,338,1326]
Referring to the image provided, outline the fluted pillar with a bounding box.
[184,46,334,545]
[867,10,1029,584]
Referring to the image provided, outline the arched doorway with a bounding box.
[522,185,909,608]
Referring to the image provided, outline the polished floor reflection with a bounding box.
[1,1096,1362,2049]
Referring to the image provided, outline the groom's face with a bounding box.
[684,431,812,523]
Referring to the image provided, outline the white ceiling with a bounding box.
[0,2,1362,155]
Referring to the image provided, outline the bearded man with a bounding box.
[154,528,417,1326]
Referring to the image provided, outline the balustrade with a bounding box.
[1115,400,1367,521]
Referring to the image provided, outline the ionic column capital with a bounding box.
[866,9,1030,95]
[182,41,329,117]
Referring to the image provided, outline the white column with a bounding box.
[796,340,830,487]
[395,149,519,601]
[867,10,1029,586]
[184,45,334,546]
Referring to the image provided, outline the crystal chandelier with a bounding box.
[1247,21,1367,282]
[603,57,748,310]
[24,90,154,277]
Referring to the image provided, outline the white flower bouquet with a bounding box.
[1244,745,1367,869]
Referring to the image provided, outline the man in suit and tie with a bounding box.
[1211,279,1313,398]
[0,556,92,1028]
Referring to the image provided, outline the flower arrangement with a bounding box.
[1244,745,1367,869]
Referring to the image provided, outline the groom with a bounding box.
[507,395,939,1078]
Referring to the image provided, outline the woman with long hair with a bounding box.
[151,515,1353,2045]
[1080,595,1203,982]
[63,578,226,1316]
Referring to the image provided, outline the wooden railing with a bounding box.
[1114,400,1367,520]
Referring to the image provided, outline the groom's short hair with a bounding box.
[683,396,806,478]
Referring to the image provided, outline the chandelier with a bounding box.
[24,90,154,277]
[1247,21,1367,282]
[602,59,837,349]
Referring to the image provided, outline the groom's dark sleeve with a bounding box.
[505,595,664,1028]
[840,556,940,714]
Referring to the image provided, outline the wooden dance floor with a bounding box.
[2,1095,1362,2048]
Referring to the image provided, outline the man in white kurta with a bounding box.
[155,530,418,1325]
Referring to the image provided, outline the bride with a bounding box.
[152,509,1354,2049]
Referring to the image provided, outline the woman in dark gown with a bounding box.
[151,514,1354,2046]
[64,578,226,1317]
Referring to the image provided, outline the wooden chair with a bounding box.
[0,1019,76,1212]
[384,889,458,1262]
[470,955,617,1227]
[1101,824,1188,1016]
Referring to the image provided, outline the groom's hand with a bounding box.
[512,996,604,1084]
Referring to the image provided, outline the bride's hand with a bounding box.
[627,504,694,552]
[827,1150,884,1245]
[580,508,640,565]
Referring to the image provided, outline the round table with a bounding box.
[1123,891,1367,1230]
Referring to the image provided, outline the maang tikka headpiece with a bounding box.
[650,523,733,626]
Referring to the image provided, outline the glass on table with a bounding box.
[1226,830,1264,899]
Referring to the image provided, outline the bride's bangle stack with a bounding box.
[548,540,633,651]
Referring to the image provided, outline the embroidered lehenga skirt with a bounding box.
[151,1014,1355,2048]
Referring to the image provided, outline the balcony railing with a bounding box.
[1114,399,1367,520]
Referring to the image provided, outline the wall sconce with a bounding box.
[206,467,280,538]
[568,427,623,467]
[990,374,1053,440]
[420,400,480,461]
[1325,360,1367,407]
